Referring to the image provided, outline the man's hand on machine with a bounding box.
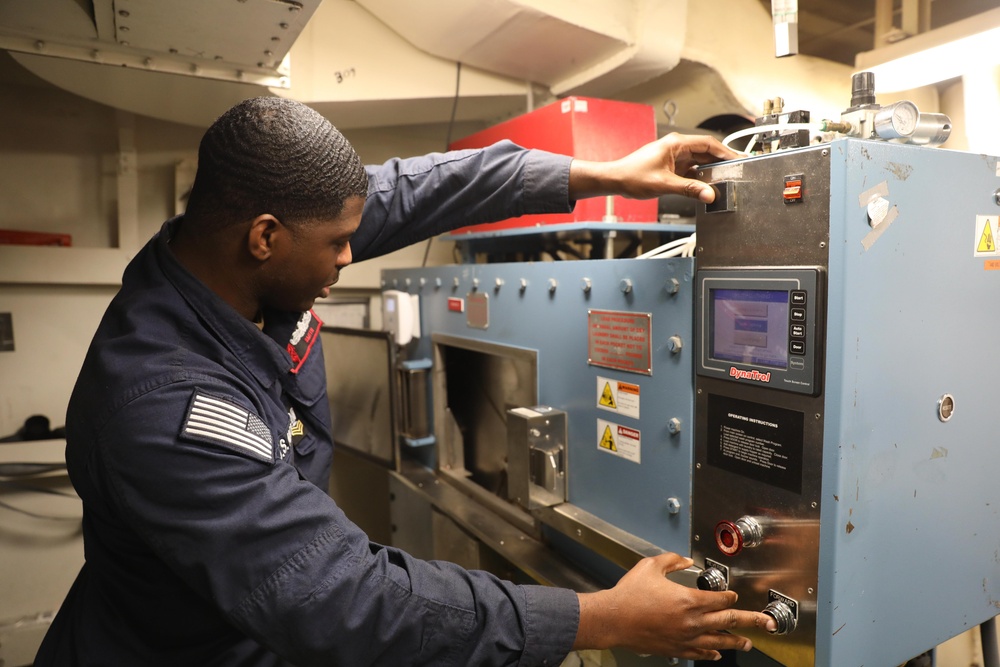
[573,552,776,661]
[568,133,742,204]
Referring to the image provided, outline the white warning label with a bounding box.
[596,376,640,419]
[596,418,641,464]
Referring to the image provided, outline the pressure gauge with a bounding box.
[874,101,919,139]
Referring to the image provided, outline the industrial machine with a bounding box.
[325,75,1000,666]
[691,121,1000,664]
[327,98,704,630]
[378,257,697,587]
[325,255,700,667]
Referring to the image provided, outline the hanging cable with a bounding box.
[444,61,462,150]
[421,61,465,268]
[0,464,81,521]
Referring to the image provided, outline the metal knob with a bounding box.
[763,600,797,635]
[696,568,728,592]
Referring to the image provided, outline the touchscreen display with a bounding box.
[709,289,789,369]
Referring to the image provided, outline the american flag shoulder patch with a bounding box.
[180,391,274,463]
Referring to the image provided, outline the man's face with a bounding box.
[260,195,364,313]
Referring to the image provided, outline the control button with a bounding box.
[696,568,729,592]
[706,181,736,214]
[714,516,764,556]
[790,291,807,305]
[783,174,804,204]
[782,182,802,202]
[789,357,805,370]
[790,307,806,322]
[789,340,806,355]
[790,323,805,338]
[763,599,798,635]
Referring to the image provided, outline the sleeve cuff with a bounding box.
[518,584,579,667]
[521,150,575,215]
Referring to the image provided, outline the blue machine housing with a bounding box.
[382,257,696,573]
[376,137,1000,667]
[693,138,1000,666]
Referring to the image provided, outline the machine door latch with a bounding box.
[507,406,567,509]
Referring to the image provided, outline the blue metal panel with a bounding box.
[693,138,1000,666]
[819,140,1000,665]
[383,257,695,556]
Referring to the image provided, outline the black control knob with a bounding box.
[850,71,876,109]
[696,567,728,592]
[762,600,797,635]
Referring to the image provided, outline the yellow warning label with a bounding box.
[978,222,995,253]
[975,216,999,257]
[599,382,617,409]
[599,425,617,451]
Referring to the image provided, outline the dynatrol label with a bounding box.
[729,367,772,383]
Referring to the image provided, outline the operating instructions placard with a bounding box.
[706,394,804,494]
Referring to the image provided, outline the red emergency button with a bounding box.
[714,516,764,556]
[715,520,745,556]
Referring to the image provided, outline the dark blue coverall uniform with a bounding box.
[35,141,581,666]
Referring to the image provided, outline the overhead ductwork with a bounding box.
[2,0,927,135]
[0,0,689,128]
[351,0,687,97]
[0,0,321,126]
[0,0,316,87]
[615,0,866,137]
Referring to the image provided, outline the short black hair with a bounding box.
[185,97,368,229]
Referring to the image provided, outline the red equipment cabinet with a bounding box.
[448,97,658,234]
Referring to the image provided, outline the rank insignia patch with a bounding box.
[287,310,322,374]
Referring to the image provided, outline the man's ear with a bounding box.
[247,214,282,261]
